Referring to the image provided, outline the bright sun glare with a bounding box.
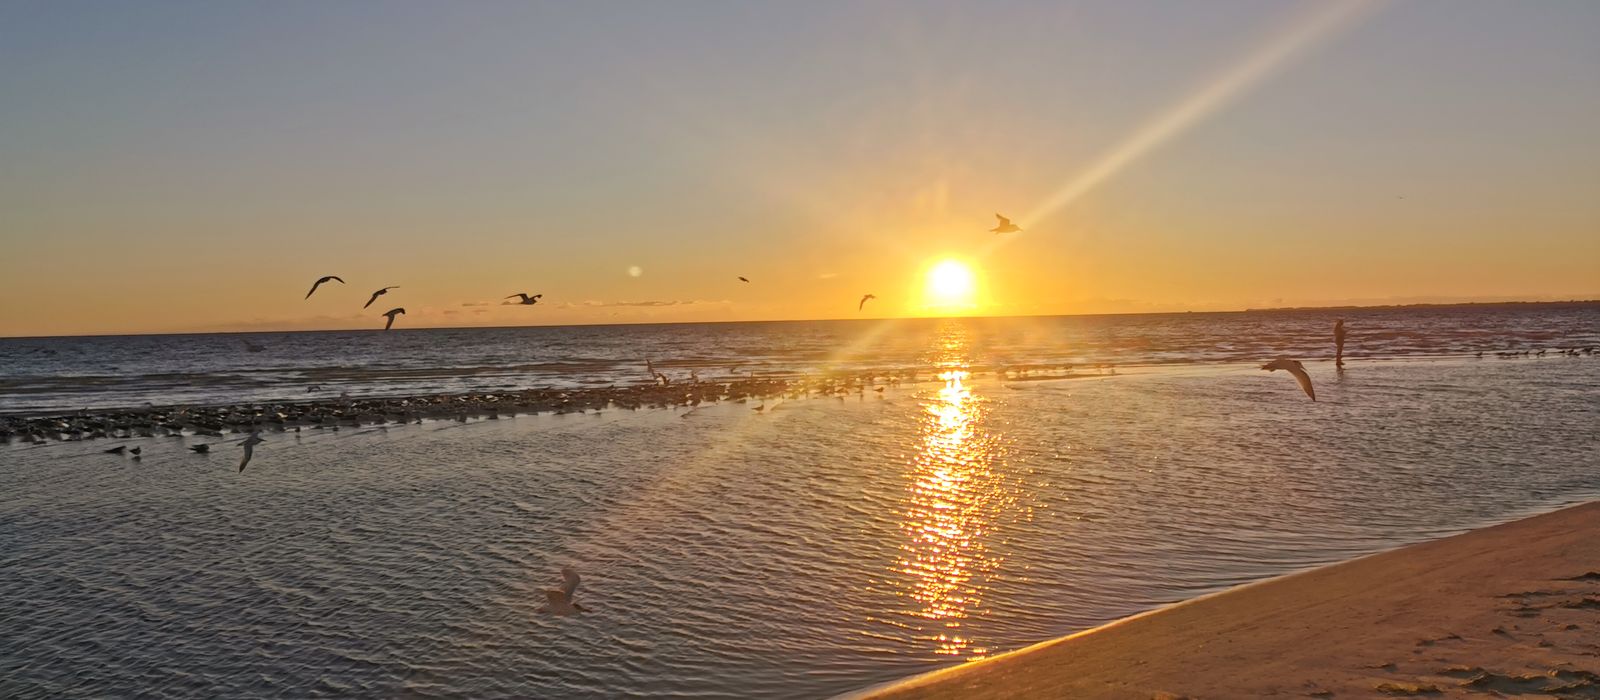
[925,260,976,308]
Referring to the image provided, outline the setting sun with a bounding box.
[925,260,977,309]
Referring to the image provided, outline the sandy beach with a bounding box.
[861,501,1600,699]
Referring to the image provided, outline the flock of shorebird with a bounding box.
[299,213,1029,331]
[305,276,411,329]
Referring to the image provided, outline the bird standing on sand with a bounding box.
[1261,358,1316,401]
[238,432,264,472]
[382,307,406,330]
[506,293,543,305]
[1334,319,1347,368]
[538,567,587,615]
[364,286,399,309]
[859,294,876,311]
[305,275,345,299]
[989,214,1021,234]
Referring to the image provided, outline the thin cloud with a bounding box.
[557,299,709,309]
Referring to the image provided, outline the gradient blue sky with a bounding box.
[1,0,1596,336]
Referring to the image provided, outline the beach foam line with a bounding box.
[845,500,1600,699]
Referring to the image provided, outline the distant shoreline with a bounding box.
[3,299,1596,341]
[1241,299,1600,313]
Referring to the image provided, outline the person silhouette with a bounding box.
[1334,319,1347,368]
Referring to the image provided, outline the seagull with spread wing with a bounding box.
[538,567,587,615]
[364,286,399,309]
[1261,358,1315,401]
[506,293,543,305]
[859,294,876,311]
[237,432,264,472]
[305,275,345,299]
[989,214,1021,234]
[382,307,406,331]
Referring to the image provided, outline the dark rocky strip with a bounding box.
[0,366,1104,444]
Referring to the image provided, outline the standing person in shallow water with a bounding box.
[1335,319,1348,369]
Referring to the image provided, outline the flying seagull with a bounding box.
[538,567,587,615]
[1261,358,1315,401]
[382,307,406,331]
[305,275,345,299]
[506,293,543,305]
[364,286,399,309]
[989,214,1021,234]
[238,432,264,472]
[859,294,876,311]
[189,444,210,454]
[738,276,750,283]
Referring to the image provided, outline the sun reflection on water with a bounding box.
[890,325,1016,658]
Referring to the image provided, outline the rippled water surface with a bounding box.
[3,313,1600,698]
[3,304,1596,413]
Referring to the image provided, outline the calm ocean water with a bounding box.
[2,304,1597,414]
[2,306,1599,698]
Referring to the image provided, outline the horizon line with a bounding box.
[3,298,1596,341]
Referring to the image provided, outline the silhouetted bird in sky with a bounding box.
[859,294,876,311]
[364,286,399,309]
[538,567,587,615]
[238,432,264,472]
[382,307,406,330]
[506,293,543,305]
[989,214,1021,234]
[738,276,750,283]
[305,275,345,299]
[1261,358,1315,401]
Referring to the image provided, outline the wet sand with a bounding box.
[860,501,1600,699]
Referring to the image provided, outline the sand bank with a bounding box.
[860,501,1600,699]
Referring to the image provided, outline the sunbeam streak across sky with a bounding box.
[990,0,1386,257]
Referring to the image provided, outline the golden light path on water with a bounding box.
[892,324,1018,658]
